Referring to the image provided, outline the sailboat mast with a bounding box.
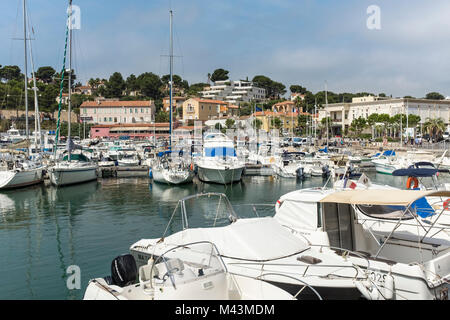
[68,0,73,161]
[169,10,173,151]
[23,0,29,141]
[325,81,328,148]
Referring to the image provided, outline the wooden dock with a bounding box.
[98,166,150,178]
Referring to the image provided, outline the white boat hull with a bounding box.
[152,167,195,185]
[198,166,244,184]
[0,167,44,189]
[49,164,98,187]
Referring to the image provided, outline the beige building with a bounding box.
[182,98,228,122]
[80,100,155,124]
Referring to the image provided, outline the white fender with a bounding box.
[355,280,380,300]
[383,273,395,300]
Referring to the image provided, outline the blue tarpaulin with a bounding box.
[205,147,236,157]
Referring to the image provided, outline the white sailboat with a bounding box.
[0,0,44,190]
[48,0,98,187]
[151,10,194,185]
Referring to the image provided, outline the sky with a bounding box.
[0,0,449,98]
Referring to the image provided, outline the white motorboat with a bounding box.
[117,152,140,167]
[84,241,296,300]
[48,152,98,187]
[130,193,376,300]
[274,188,450,300]
[196,133,244,184]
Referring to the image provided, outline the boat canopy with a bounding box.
[382,150,396,156]
[319,190,450,206]
[392,168,438,177]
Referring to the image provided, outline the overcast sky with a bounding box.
[1,0,449,98]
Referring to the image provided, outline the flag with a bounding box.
[358,173,372,187]
[349,181,357,189]
[256,106,262,111]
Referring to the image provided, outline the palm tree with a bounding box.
[423,117,446,142]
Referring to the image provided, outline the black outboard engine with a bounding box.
[322,164,330,178]
[110,254,138,287]
[296,167,304,179]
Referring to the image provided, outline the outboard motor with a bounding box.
[110,254,138,287]
[322,164,330,178]
[296,167,304,179]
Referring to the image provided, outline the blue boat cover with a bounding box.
[392,168,438,177]
[319,146,328,153]
[382,150,396,156]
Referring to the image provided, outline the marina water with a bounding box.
[0,173,437,299]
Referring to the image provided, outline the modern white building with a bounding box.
[201,80,266,104]
[318,96,450,135]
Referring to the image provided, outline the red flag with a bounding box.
[349,181,357,189]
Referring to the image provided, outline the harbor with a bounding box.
[0,0,449,303]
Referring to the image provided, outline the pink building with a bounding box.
[80,100,155,124]
[90,123,174,139]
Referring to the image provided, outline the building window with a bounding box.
[141,108,143,113]
[135,108,138,113]
[83,108,87,114]
[104,117,107,122]
[130,108,133,113]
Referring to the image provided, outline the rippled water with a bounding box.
[0,173,435,299]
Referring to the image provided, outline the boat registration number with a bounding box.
[369,271,386,285]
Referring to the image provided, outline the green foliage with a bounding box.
[252,75,286,99]
[0,65,22,81]
[136,72,163,99]
[155,110,169,123]
[106,72,126,98]
[36,66,56,83]
[252,118,262,129]
[210,69,229,82]
[290,85,307,94]
[225,118,235,129]
[425,92,445,100]
[187,83,208,97]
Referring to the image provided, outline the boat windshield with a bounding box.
[167,193,238,233]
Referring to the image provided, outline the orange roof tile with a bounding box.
[81,100,153,108]
[192,98,227,104]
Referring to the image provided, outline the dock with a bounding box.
[97,166,150,178]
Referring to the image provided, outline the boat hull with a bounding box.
[198,166,244,184]
[49,165,98,187]
[0,167,44,189]
[152,168,195,185]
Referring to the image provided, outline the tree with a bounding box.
[126,74,139,92]
[137,72,163,99]
[272,117,282,131]
[252,75,286,99]
[36,66,56,83]
[349,117,367,136]
[0,65,22,81]
[252,118,262,130]
[187,82,208,96]
[425,92,445,100]
[423,117,446,141]
[210,68,229,82]
[290,85,307,94]
[106,72,126,98]
[225,118,235,129]
[155,110,169,123]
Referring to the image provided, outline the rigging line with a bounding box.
[173,26,185,80]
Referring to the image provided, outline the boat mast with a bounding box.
[68,0,73,162]
[28,28,41,154]
[23,0,29,144]
[169,10,173,151]
[325,81,329,148]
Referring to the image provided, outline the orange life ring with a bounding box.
[406,177,419,189]
[190,163,194,171]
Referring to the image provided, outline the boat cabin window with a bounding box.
[322,203,354,251]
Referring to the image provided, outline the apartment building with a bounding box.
[80,100,155,124]
[200,80,266,104]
